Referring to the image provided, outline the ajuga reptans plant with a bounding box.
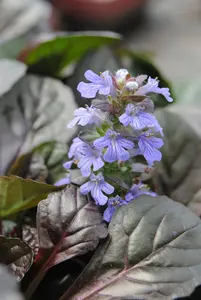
[56,69,173,222]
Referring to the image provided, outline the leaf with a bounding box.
[0,264,24,300]
[23,185,108,299]
[9,142,68,184]
[9,152,48,182]
[0,235,33,281]
[0,35,29,60]
[176,77,201,104]
[0,74,77,176]
[33,141,68,183]
[0,175,64,217]
[21,31,121,76]
[117,49,175,107]
[63,195,201,300]
[0,59,27,97]
[154,105,201,215]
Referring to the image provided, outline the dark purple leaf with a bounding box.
[37,184,108,265]
[23,184,108,299]
[62,195,201,300]
[0,235,33,281]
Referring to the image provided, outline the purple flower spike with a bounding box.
[138,131,164,163]
[78,147,104,177]
[93,129,134,163]
[135,76,173,102]
[55,173,71,186]
[125,182,156,202]
[68,106,102,128]
[119,103,157,130]
[80,173,114,205]
[103,196,127,222]
[77,70,113,98]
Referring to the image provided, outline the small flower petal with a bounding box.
[138,135,163,163]
[103,195,127,222]
[77,82,100,98]
[77,69,113,98]
[55,174,71,186]
[93,136,110,148]
[125,183,156,202]
[84,70,102,83]
[103,205,115,222]
[63,160,74,169]
[92,156,104,171]
[80,181,95,195]
[101,182,115,194]
[91,185,108,205]
[78,157,93,177]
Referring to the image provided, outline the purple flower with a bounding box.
[78,147,104,177]
[68,106,104,128]
[125,182,156,202]
[55,173,71,186]
[138,131,164,163]
[135,77,173,102]
[103,196,127,222]
[68,137,89,159]
[93,129,134,163]
[119,103,157,130]
[80,173,114,205]
[77,70,113,98]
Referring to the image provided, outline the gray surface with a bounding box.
[126,0,201,88]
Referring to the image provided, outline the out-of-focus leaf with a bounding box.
[176,77,201,104]
[0,59,27,97]
[0,176,64,217]
[154,105,201,215]
[117,49,175,107]
[0,35,29,60]
[9,141,68,184]
[23,185,108,299]
[9,153,48,182]
[20,31,121,76]
[0,264,24,300]
[0,235,33,281]
[63,195,201,300]
[0,75,77,176]
[33,142,68,183]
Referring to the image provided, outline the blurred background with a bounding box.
[1,0,201,91]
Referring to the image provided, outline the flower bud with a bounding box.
[125,80,139,90]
